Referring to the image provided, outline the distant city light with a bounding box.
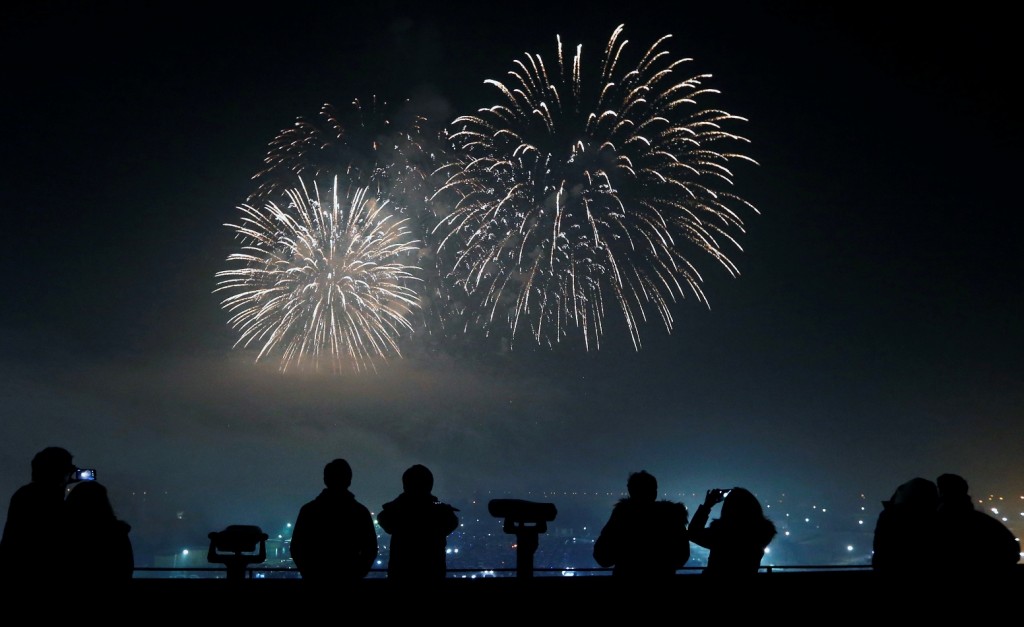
[151,490,1023,573]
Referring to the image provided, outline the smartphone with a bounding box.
[72,468,97,482]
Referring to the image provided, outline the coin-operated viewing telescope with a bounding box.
[488,499,557,578]
[207,524,268,581]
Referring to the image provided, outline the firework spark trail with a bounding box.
[431,24,759,351]
[215,178,423,373]
[249,97,433,204]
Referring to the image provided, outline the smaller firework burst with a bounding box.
[215,178,423,373]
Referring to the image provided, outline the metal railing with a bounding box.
[131,563,875,579]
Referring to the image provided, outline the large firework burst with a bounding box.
[432,24,758,350]
[215,178,423,373]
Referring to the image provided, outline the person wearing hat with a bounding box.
[936,473,1021,575]
[376,464,460,581]
[871,476,941,575]
[0,446,76,583]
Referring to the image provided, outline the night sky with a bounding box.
[3,2,1021,564]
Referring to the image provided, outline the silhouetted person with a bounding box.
[63,479,134,581]
[290,458,378,581]
[0,446,76,583]
[376,464,459,580]
[593,470,690,577]
[871,477,940,575]
[935,473,1020,574]
[689,486,777,576]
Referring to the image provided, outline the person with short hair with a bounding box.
[290,458,379,581]
[593,470,691,577]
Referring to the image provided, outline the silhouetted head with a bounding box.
[323,459,352,490]
[720,487,764,521]
[65,480,116,521]
[717,487,777,543]
[402,464,434,495]
[627,470,658,502]
[888,477,939,512]
[936,473,972,511]
[31,447,74,484]
[936,473,969,498]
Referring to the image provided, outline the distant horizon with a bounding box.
[122,485,1022,570]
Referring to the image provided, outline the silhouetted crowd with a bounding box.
[0,447,1020,583]
[0,447,132,584]
[872,474,1020,576]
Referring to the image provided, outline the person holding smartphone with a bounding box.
[0,447,77,584]
[688,486,777,577]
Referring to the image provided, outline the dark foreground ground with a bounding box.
[44,567,1021,620]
